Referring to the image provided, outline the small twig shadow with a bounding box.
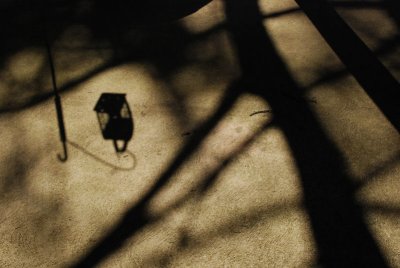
[250,110,272,116]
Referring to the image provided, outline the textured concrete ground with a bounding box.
[0,0,399,267]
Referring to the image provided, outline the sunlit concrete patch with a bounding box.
[181,0,225,34]
[259,0,299,14]
[357,161,400,267]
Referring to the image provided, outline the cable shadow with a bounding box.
[224,0,389,266]
[68,141,137,171]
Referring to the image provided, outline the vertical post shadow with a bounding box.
[42,0,68,161]
[224,0,389,266]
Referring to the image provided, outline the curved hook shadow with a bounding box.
[67,140,137,171]
[57,141,68,162]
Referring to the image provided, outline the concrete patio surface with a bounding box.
[0,0,399,267]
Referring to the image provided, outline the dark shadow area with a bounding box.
[224,0,389,267]
[330,0,384,9]
[383,0,400,30]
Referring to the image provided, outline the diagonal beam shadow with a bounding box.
[295,0,400,132]
[224,0,389,266]
[307,34,400,89]
[354,152,400,189]
[72,80,244,267]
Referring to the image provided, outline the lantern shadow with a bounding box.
[94,93,134,153]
